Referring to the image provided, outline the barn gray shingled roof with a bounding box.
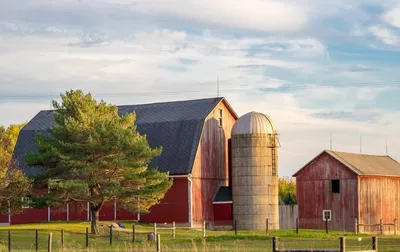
[14,97,224,176]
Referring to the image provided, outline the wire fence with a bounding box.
[2,228,400,251]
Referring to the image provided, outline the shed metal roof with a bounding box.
[14,97,233,176]
[293,150,400,177]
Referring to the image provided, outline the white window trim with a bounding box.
[322,209,331,221]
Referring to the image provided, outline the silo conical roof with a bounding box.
[231,111,275,135]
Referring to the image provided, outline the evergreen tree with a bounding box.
[25,90,173,234]
[0,123,32,215]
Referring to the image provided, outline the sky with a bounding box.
[1,0,400,177]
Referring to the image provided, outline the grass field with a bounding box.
[0,222,400,251]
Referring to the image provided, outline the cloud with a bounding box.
[311,109,383,123]
[369,25,399,46]
[383,5,400,28]
[132,0,308,32]
[2,1,400,177]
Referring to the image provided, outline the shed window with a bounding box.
[332,179,340,193]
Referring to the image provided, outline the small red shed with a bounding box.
[293,150,400,233]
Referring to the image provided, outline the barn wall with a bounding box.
[192,101,236,226]
[0,214,8,223]
[100,203,115,221]
[213,203,233,226]
[11,208,48,224]
[50,205,68,221]
[69,202,88,221]
[359,176,400,233]
[140,177,189,223]
[295,152,358,231]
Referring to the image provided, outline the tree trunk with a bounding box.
[90,208,100,235]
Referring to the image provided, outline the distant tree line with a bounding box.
[279,177,297,205]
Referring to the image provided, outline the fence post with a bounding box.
[325,220,329,234]
[35,229,39,251]
[172,221,176,239]
[203,220,206,238]
[8,230,11,252]
[266,218,269,235]
[61,229,64,249]
[156,234,161,252]
[355,218,358,234]
[132,224,135,243]
[272,236,277,252]
[296,218,299,234]
[395,219,397,236]
[340,237,346,252]
[372,236,378,250]
[109,226,113,245]
[234,220,237,235]
[380,219,383,235]
[86,227,89,248]
[47,232,52,252]
[154,223,157,237]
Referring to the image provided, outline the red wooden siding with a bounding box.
[191,101,236,226]
[11,208,48,224]
[99,203,115,221]
[50,205,67,221]
[213,203,232,226]
[140,177,188,223]
[0,214,8,223]
[69,202,88,221]
[359,176,400,233]
[295,152,358,231]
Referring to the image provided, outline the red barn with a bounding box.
[1,97,237,227]
[293,150,400,233]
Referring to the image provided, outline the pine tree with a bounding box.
[25,90,173,234]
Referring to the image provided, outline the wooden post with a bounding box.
[380,219,383,235]
[172,221,176,240]
[325,220,328,234]
[296,218,299,234]
[266,218,269,235]
[61,229,64,249]
[154,223,157,237]
[47,232,52,252]
[35,230,39,251]
[156,234,161,252]
[372,236,378,250]
[355,218,358,234]
[234,220,237,235]
[395,219,397,236]
[109,226,113,245]
[132,224,135,243]
[272,236,277,252]
[340,237,346,252]
[86,227,89,248]
[203,220,206,238]
[8,230,11,252]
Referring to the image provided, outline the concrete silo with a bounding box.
[231,111,279,230]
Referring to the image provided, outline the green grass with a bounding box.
[0,222,399,251]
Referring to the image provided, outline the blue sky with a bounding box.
[1,0,400,176]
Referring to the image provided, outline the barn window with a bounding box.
[218,109,223,127]
[332,179,340,193]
